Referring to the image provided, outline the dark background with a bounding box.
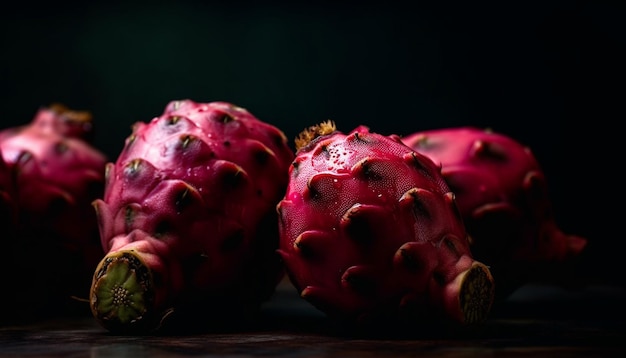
[2,1,623,278]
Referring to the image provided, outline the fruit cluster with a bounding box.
[0,100,586,334]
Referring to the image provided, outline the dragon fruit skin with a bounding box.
[277,122,495,326]
[2,103,97,142]
[401,126,587,298]
[0,104,107,319]
[90,100,294,333]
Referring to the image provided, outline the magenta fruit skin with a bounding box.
[90,100,294,333]
[402,126,587,298]
[278,124,494,326]
[0,104,107,320]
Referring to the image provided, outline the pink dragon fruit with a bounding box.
[90,99,294,333]
[0,104,107,319]
[401,126,587,299]
[277,121,495,327]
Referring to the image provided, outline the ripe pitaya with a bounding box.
[401,126,587,299]
[277,121,495,327]
[90,99,294,333]
[0,104,107,319]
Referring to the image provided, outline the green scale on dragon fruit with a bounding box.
[277,121,495,328]
[89,100,294,334]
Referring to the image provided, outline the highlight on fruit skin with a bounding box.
[401,126,587,299]
[277,122,495,327]
[89,99,294,333]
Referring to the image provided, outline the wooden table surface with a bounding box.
[1,279,625,357]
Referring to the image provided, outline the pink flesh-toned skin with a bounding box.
[93,100,294,328]
[278,125,494,325]
[402,126,587,297]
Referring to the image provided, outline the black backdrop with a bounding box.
[2,1,624,277]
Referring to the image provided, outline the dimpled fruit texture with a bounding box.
[0,104,107,320]
[277,122,495,327]
[402,126,587,298]
[90,100,294,333]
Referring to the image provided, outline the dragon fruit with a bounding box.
[90,99,294,333]
[401,126,587,299]
[277,121,495,326]
[0,104,107,319]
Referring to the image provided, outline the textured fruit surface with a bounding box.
[278,121,495,326]
[402,126,587,298]
[0,104,107,320]
[90,100,294,333]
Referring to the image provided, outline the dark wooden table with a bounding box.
[1,279,625,357]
